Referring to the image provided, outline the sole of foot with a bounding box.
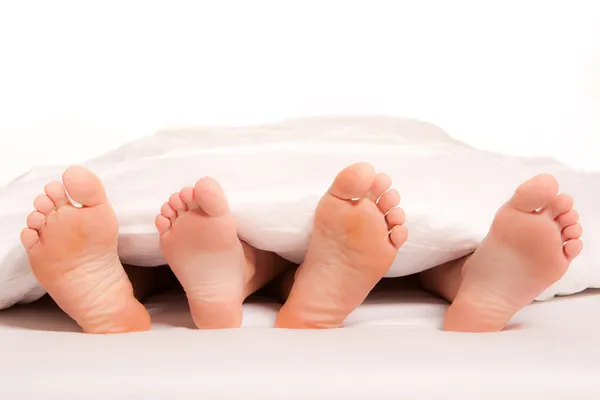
[156,177,248,329]
[276,162,408,329]
[21,166,150,334]
[444,174,584,332]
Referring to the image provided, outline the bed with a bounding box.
[1,118,599,399]
[2,278,599,399]
[2,2,600,397]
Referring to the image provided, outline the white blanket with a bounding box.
[1,116,599,309]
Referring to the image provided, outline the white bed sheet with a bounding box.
[1,279,599,399]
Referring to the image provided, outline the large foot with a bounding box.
[156,177,247,329]
[276,162,408,328]
[444,174,584,332]
[20,166,150,334]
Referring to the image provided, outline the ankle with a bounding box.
[242,246,292,298]
[419,256,467,302]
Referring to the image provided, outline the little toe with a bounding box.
[160,202,177,222]
[179,187,197,210]
[194,177,230,217]
[169,192,187,214]
[155,215,172,235]
[550,193,574,218]
[386,207,405,229]
[377,188,400,214]
[556,209,579,229]
[33,194,55,215]
[562,223,583,242]
[366,173,392,202]
[20,228,40,250]
[44,181,69,208]
[27,211,46,230]
[328,162,376,200]
[389,225,408,249]
[508,174,559,212]
[564,239,583,261]
[62,166,108,207]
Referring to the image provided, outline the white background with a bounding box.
[0,0,598,186]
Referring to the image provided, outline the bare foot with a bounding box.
[276,162,408,328]
[444,174,584,332]
[156,177,247,329]
[20,166,150,334]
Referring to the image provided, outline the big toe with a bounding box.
[508,174,559,212]
[62,166,108,207]
[193,177,230,217]
[328,162,376,200]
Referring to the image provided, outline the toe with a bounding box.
[169,192,187,214]
[194,177,230,217]
[564,239,583,261]
[377,188,400,214]
[562,223,583,242]
[33,194,55,215]
[160,202,177,222]
[26,211,46,230]
[366,173,392,202]
[179,186,197,210]
[44,181,69,208]
[386,207,405,229]
[389,225,408,249]
[155,215,172,235]
[508,174,559,212]
[62,166,108,207]
[550,193,574,218]
[556,209,579,229]
[328,162,376,200]
[20,228,40,250]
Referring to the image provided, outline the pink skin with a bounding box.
[22,166,578,334]
[156,177,288,329]
[21,166,150,334]
[20,163,406,332]
[420,174,584,332]
[276,162,408,329]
